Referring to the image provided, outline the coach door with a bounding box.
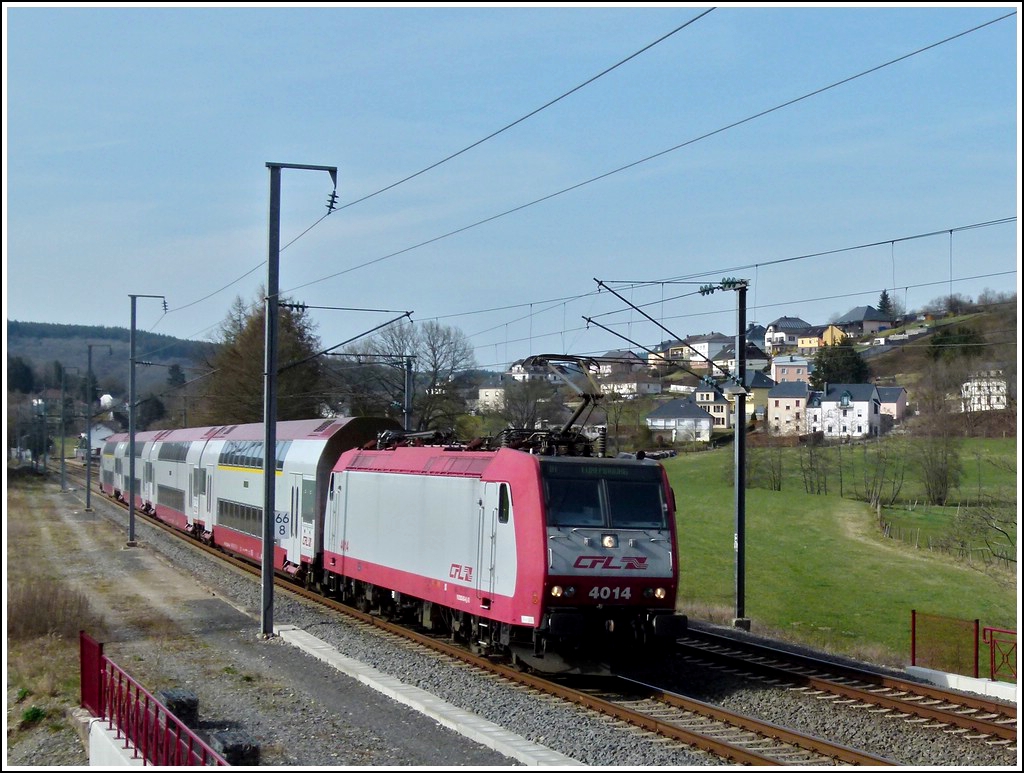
[142,460,154,507]
[290,473,316,561]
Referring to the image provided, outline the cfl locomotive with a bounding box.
[98,358,686,672]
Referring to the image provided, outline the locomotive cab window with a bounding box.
[541,460,667,529]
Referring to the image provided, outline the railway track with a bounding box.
[55,460,1017,765]
[668,631,1017,748]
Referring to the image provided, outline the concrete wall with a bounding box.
[905,666,1018,703]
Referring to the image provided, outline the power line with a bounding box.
[279,10,715,254]
[283,12,1015,298]
[468,268,1017,362]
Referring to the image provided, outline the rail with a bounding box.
[80,631,228,766]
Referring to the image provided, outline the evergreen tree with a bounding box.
[810,340,870,389]
[137,394,167,430]
[167,363,186,389]
[7,356,35,393]
[197,288,325,425]
[927,325,984,362]
[877,289,894,321]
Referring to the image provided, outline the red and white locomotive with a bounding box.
[98,358,686,672]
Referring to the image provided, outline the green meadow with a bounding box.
[662,437,1017,667]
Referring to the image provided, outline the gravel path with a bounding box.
[6,479,1018,768]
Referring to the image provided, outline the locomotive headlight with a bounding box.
[601,534,618,549]
[654,587,667,600]
[550,585,576,598]
[550,585,564,598]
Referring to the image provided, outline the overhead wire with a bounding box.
[152,11,715,343]
[140,11,1016,374]
[283,11,1016,299]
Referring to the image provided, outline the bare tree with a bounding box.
[799,442,828,495]
[857,438,906,509]
[356,320,476,431]
[909,361,966,506]
[747,445,782,491]
[499,378,560,430]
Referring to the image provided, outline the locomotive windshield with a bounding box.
[540,459,667,529]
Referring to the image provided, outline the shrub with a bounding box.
[7,579,105,641]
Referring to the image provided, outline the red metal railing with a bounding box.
[982,626,1017,683]
[911,611,1017,684]
[80,631,228,766]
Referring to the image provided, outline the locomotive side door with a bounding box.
[478,482,515,599]
[477,483,498,598]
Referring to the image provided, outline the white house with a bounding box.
[76,424,115,460]
[645,399,714,443]
[694,386,733,430]
[595,350,646,377]
[477,387,506,411]
[766,381,811,436]
[806,383,882,439]
[682,332,733,370]
[961,371,1007,412]
[764,316,812,353]
[599,377,663,399]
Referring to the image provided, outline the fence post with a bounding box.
[79,630,104,717]
[972,619,980,679]
[910,609,917,666]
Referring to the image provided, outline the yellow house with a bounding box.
[798,324,846,356]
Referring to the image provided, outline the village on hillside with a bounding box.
[491,302,1010,448]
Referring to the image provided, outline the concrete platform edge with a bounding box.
[275,624,583,766]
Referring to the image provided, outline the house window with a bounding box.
[795,399,801,407]
[774,400,779,407]
[795,412,801,420]
[782,368,788,374]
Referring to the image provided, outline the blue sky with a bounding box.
[4,3,1020,372]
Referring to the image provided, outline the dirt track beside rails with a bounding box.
[6,470,518,767]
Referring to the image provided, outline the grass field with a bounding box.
[662,437,1017,667]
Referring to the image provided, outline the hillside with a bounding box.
[861,306,1017,389]
[6,320,217,397]
[7,303,1015,418]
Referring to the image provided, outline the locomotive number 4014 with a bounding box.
[589,586,632,600]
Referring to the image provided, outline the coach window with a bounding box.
[498,483,510,524]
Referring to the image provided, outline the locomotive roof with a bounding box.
[336,445,664,478]
[338,445,501,477]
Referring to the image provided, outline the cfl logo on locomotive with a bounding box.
[449,563,473,582]
[573,556,648,570]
